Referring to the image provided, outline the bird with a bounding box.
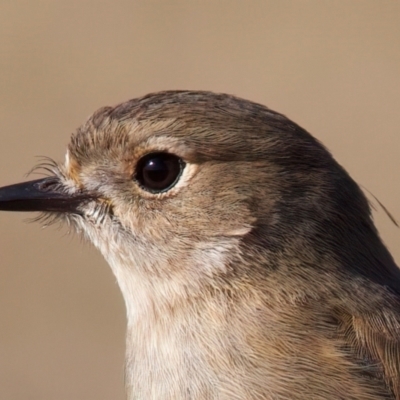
[0,90,399,400]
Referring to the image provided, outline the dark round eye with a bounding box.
[135,152,185,193]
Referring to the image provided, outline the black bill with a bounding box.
[0,177,91,214]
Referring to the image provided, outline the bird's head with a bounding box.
[0,91,398,311]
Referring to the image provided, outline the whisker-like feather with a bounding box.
[27,156,65,180]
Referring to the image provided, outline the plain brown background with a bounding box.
[0,2,399,399]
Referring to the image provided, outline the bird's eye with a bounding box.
[135,152,185,193]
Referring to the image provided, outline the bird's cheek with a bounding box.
[107,204,145,236]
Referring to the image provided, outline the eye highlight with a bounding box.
[135,152,185,193]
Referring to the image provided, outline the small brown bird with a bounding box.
[0,91,399,399]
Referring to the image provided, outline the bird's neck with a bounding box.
[102,237,260,399]
[119,270,271,400]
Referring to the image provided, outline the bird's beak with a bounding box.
[0,177,91,214]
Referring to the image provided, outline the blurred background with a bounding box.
[0,2,399,399]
